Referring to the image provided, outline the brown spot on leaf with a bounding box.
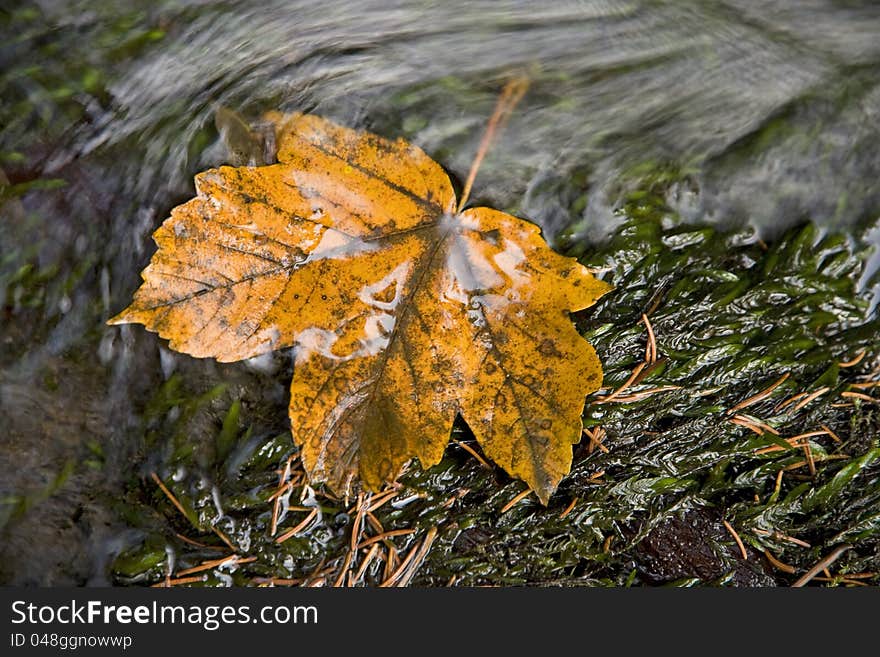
[538,339,562,358]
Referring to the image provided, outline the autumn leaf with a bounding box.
[109,109,612,503]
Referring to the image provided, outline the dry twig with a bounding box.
[722,519,748,560]
[275,507,318,543]
[727,373,790,415]
[559,497,578,520]
[792,544,853,587]
[500,488,532,514]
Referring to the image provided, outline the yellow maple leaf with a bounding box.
[110,108,611,504]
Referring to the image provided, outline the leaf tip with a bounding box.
[107,305,147,328]
[106,310,130,326]
[524,466,564,507]
[533,487,552,507]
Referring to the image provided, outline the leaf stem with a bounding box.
[456,76,529,213]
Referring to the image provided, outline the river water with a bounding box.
[2,0,879,584]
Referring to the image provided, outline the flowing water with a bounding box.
[2,0,879,584]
